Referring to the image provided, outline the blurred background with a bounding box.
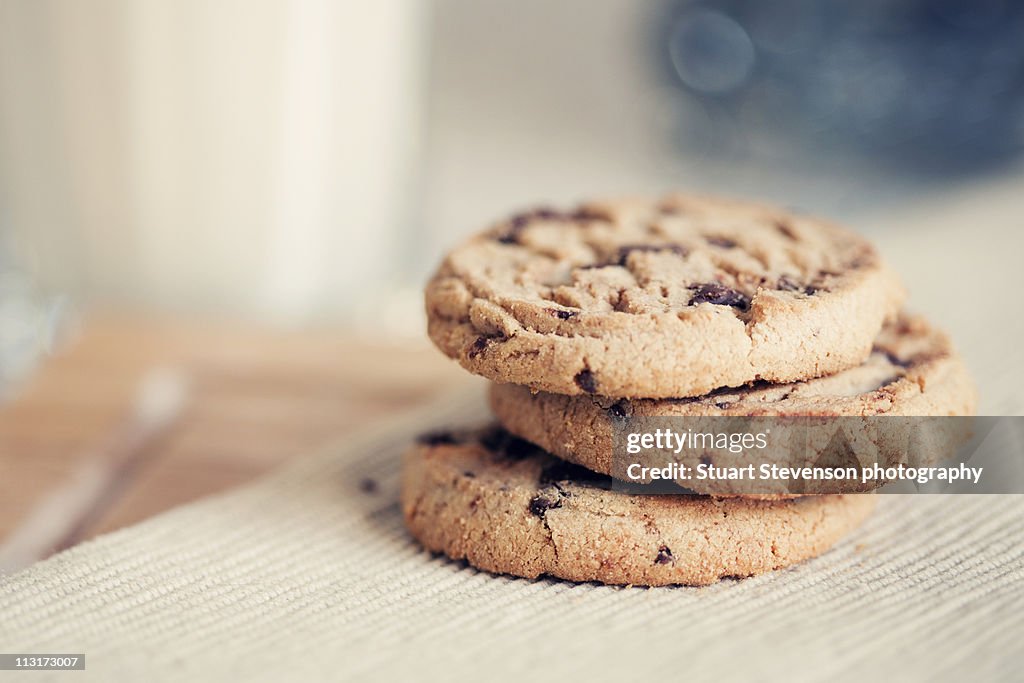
[3,0,1024,352]
[1,0,1022,566]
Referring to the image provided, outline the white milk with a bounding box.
[0,0,426,320]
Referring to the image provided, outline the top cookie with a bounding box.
[426,194,904,398]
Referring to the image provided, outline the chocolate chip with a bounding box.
[359,477,378,494]
[463,470,476,478]
[511,208,557,228]
[496,220,528,244]
[548,308,577,320]
[617,244,687,266]
[574,369,598,394]
[467,332,505,359]
[655,546,674,564]
[497,206,609,242]
[570,207,611,222]
[775,220,798,240]
[608,401,628,418]
[508,213,531,231]
[776,275,802,291]
[496,207,561,242]
[529,490,563,517]
[707,236,736,249]
[781,273,824,295]
[467,336,490,359]
[690,283,750,310]
[699,455,713,467]
[877,348,912,368]
[416,430,458,446]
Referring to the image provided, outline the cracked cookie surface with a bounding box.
[426,194,905,398]
[489,315,976,495]
[401,426,876,586]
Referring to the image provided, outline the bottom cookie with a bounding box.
[401,427,877,586]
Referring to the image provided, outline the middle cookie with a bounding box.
[490,315,975,496]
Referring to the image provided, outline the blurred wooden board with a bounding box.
[0,314,475,564]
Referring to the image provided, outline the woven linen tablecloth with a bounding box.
[2,184,1024,682]
[0,388,1021,682]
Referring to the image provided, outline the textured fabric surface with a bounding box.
[0,389,1021,682]
[3,196,1024,682]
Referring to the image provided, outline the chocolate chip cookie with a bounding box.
[488,314,975,495]
[426,194,904,398]
[401,426,877,586]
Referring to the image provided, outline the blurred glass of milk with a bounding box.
[0,0,426,322]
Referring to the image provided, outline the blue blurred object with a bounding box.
[657,0,1024,176]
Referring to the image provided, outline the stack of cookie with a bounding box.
[404,195,975,586]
